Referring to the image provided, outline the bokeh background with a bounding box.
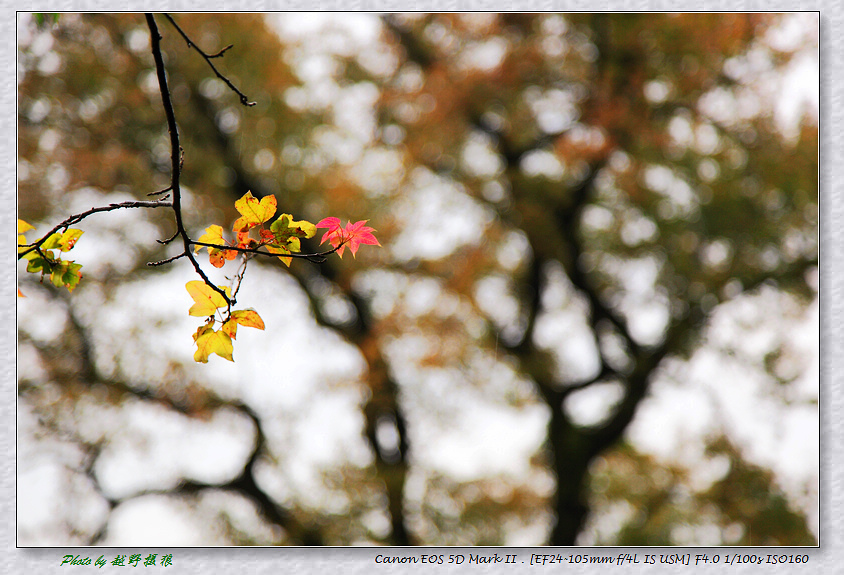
[17,13,818,546]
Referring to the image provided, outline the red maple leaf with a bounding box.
[316,217,343,246]
[316,217,380,258]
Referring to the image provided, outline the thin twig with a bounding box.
[163,13,256,107]
[18,200,172,259]
[229,254,249,303]
[157,229,180,245]
[190,239,342,260]
[147,253,186,267]
[147,186,172,197]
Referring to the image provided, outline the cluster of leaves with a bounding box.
[17,219,84,294]
[194,192,380,267]
[195,191,317,267]
[16,13,386,366]
[18,191,380,364]
[185,281,264,363]
[187,191,379,362]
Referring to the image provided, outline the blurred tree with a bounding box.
[17,13,817,546]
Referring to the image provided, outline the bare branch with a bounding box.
[156,229,180,245]
[163,13,256,107]
[147,252,186,267]
[147,186,172,197]
[18,200,172,260]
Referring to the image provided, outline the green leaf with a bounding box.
[270,214,316,244]
[50,260,83,292]
[267,214,315,266]
[26,257,50,274]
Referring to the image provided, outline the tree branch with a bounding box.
[190,239,341,263]
[17,200,172,259]
[146,13,232,310]
[163,13,256,107]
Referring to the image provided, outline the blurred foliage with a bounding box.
[588,438,815,546]
[17,13,817,546]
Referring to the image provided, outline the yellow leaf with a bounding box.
[193,322,215,342]
[186,280,229,317]
[194,329,234,363]
[265,243,292,267]
[230,309,265,330]
[232,191,277,232]
[222,318,238,339]
[18,220,35,254]
[58,229,83,252]
[18,219,34,234]
[41,233,62,250]
[195,225,225,253]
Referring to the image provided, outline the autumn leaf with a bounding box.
[213,250,238,268]
[220,310,265,340]
[18,219,34,254]
[194,328,234,363]
[186,280,230,317]
[316,217,343,246]
[195,225,225,253]
[40,233,63,251]
[195,225,237,267]
[192,322,215,342]
[221,318,238,339]
[230,309,265,330]
[18,219,35,235]
[50,260,83,292]
[265,242,293,267]
[17,289,25,298]
[57,229,84,252]
[232,191,277,232]
[341,220,380,258]
[317,218,380,258]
